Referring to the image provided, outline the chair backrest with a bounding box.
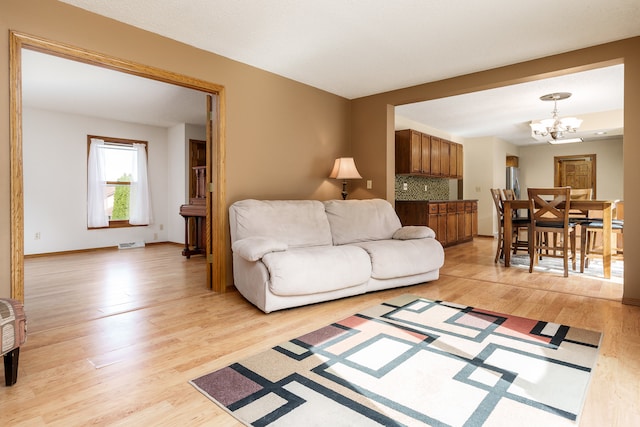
[527,187,571,228]
[569,188,592,200]
[490,188,504,220]
[569,188,592,218]
[615,201,624,220]
[503,189,516,200]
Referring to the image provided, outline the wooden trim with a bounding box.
[9,33,24,302]
[622,297,640,307]
[9,31,228,299]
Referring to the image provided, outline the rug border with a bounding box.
[189,379,253,427]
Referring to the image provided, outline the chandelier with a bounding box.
[530,92,582,141]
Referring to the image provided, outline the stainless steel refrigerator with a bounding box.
[506,166,520,199]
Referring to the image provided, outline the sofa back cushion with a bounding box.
[229,199,333,248]
[323,199,402,245]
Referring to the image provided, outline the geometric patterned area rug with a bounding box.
[190,295,602,426]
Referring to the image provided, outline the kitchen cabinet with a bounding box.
[395,129,431,175]
[440,139,450,177]
[430,136,441,176]
[449,142,457,177]
[395,130,462,178]
[395,200,478,247]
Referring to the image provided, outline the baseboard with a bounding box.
[622,297,640,307]
[24,241,175,258]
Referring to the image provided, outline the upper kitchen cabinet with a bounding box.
[395,129,431,175]
[395,129,462,178]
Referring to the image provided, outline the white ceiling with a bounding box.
[22,49,206,128]
[24,1,640,143]
[396,65,625,145]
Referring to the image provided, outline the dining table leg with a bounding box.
[602,204,612,279]
[504,201,513,267]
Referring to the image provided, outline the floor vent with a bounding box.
[117,241,146,250]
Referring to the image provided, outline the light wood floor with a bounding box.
[1,240,637,426]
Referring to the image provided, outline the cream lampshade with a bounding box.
[329,157,362,199]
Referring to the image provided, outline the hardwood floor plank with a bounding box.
[1,241,636,426]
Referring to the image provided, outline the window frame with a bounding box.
[87,135,149,229]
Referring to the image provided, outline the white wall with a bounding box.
[518,137,623,200]
[463,136,520,237]
[23,107,176,254]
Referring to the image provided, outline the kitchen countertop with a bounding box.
[395,199,478,202]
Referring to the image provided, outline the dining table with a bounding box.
[502,199,616,278]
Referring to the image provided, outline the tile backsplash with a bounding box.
[395,175,450,200]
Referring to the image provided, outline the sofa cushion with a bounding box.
[323,199,402,245]
[262,246,371,296]
[352,238,444,280]
[232,237,288,261]
[230,199,333,248]
[393,225,436,240]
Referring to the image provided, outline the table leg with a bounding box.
[602,204,612,279]
[504,202,513,267]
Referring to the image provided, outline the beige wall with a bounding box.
[0,0,352,296]
[351,37,640,304]
[519,137,623,200]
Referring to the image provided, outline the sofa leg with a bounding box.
[3,347,20,386]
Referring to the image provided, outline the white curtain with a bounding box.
[87,138,109,228]
[129,143,153,225]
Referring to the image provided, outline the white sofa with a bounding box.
[228,198,445,313]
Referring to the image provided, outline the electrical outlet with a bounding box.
[34,232,41,240]
[153,233,158,240]
[159,224,164,231]
[424,185,428,191]
[402,183,408,191]
[366,180,372,189]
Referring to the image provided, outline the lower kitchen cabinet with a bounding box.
[395,200,478,247]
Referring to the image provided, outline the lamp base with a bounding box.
[341,180,348,200]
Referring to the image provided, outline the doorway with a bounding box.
[554,154,597,197]
[9,31,227,300]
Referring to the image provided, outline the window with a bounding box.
[87,135,152,228]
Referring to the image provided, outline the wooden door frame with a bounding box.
[554,154,597,198]
[9,31,227,300]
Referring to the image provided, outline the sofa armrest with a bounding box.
[232,237,288,261]
[392,226,436,240]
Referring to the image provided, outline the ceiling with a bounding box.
[22,49,206,128]
[24,0,640,143]
[396,65,625,146]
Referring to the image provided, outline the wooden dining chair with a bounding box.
[527,187,577,277]
[502,189,529,254]
[569,188,593,221]
[580,219,623,273]
[503,188,516,200]
[490,188,528,263]
[580,201,624,273]
[490,189,506,263]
